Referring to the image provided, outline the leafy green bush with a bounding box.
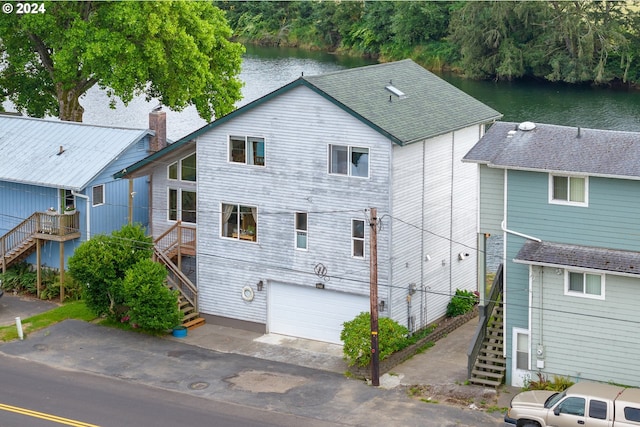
[68,224,152,319]
[446,289,478,318]
[122,259,182,332]
[0,262,81,301]
[68,234,121,317]
[0,262,36,293]
[340,312,409,368]
[524,372,574,391]
[39,272,83,302]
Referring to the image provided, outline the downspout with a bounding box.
[500,221,541,243]
[72,191,90,240]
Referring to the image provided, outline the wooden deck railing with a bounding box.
[1,211,80,272]
[153,221,198,312]
[154,221,196,257]
[154,248,198,311]
[467,263,504,379]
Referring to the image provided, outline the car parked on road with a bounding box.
[505,382,640,427]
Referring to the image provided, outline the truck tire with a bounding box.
[520,422,540,427]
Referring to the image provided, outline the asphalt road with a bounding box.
[0,294,505,426]
[0,354,338,427]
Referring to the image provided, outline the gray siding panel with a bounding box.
[197,86,392,324]
[390,125,482,331]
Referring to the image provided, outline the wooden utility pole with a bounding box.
[369,207,380,386]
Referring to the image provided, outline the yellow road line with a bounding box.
[0,402,100,427]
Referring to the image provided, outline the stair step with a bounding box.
[474,362,506,372]
[482,341,503,349]
[477,354,506,364]
[183,317,205,330]
[469,377,502,387]
[472,369,504,379]
[480,348,504,356]
[182,311,200,322]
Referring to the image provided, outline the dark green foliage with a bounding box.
[446,289,478,318]
[216,1,640,86]
[0,262,83,302]
[68,234,121,317]
[122,259,182,332]
[0,262,36,294]
[68,224,152,319]
[340,312,409,368]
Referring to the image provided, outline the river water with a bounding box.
[7,45,639,139]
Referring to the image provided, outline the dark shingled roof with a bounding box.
[514,240,640,276]
[463,121,640,179]
[302,59,501,145]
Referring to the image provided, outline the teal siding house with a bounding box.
[0,113,161,276]
[464,121,640,387]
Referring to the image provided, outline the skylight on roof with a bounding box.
[385,84,406,99]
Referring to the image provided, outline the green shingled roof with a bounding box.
[302,59,501,145]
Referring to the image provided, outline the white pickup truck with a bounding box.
[505,382,640,427]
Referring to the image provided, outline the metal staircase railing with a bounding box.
[467,264,504,381]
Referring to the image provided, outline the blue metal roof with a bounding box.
[0,115,150,191]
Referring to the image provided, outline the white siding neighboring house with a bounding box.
[118,59,501,343]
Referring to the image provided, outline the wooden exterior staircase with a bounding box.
[467,264,506,387]
[153,222,204,330]
[2,211,81,273]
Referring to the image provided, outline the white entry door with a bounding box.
[269,282,369,344]
[511,328,531,387]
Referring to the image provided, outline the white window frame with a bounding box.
[328,144,370,178]
[92,184,105,207]
[168,153,197,182]
[549,174,588,206]
[511,328,531,388]
[221,202,258,242]
[228,135,265,166]
[564,269,605,300]
[168,188,197,224]
[295,212,308,251]
[351,219,365,259]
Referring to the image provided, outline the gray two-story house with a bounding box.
[119,59,501,343]
[464,121,640,387]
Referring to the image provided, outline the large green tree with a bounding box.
[448,1,636,83]
[0,1,244,122]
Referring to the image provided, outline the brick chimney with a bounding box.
[149,109,167,152]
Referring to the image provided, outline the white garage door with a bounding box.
[269,282,369,344]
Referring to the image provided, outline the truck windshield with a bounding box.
[545,391,566,409]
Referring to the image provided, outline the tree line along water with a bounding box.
[217,1,640,88]
[76,45,639,139]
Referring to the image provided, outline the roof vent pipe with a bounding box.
[57,146,65,156]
